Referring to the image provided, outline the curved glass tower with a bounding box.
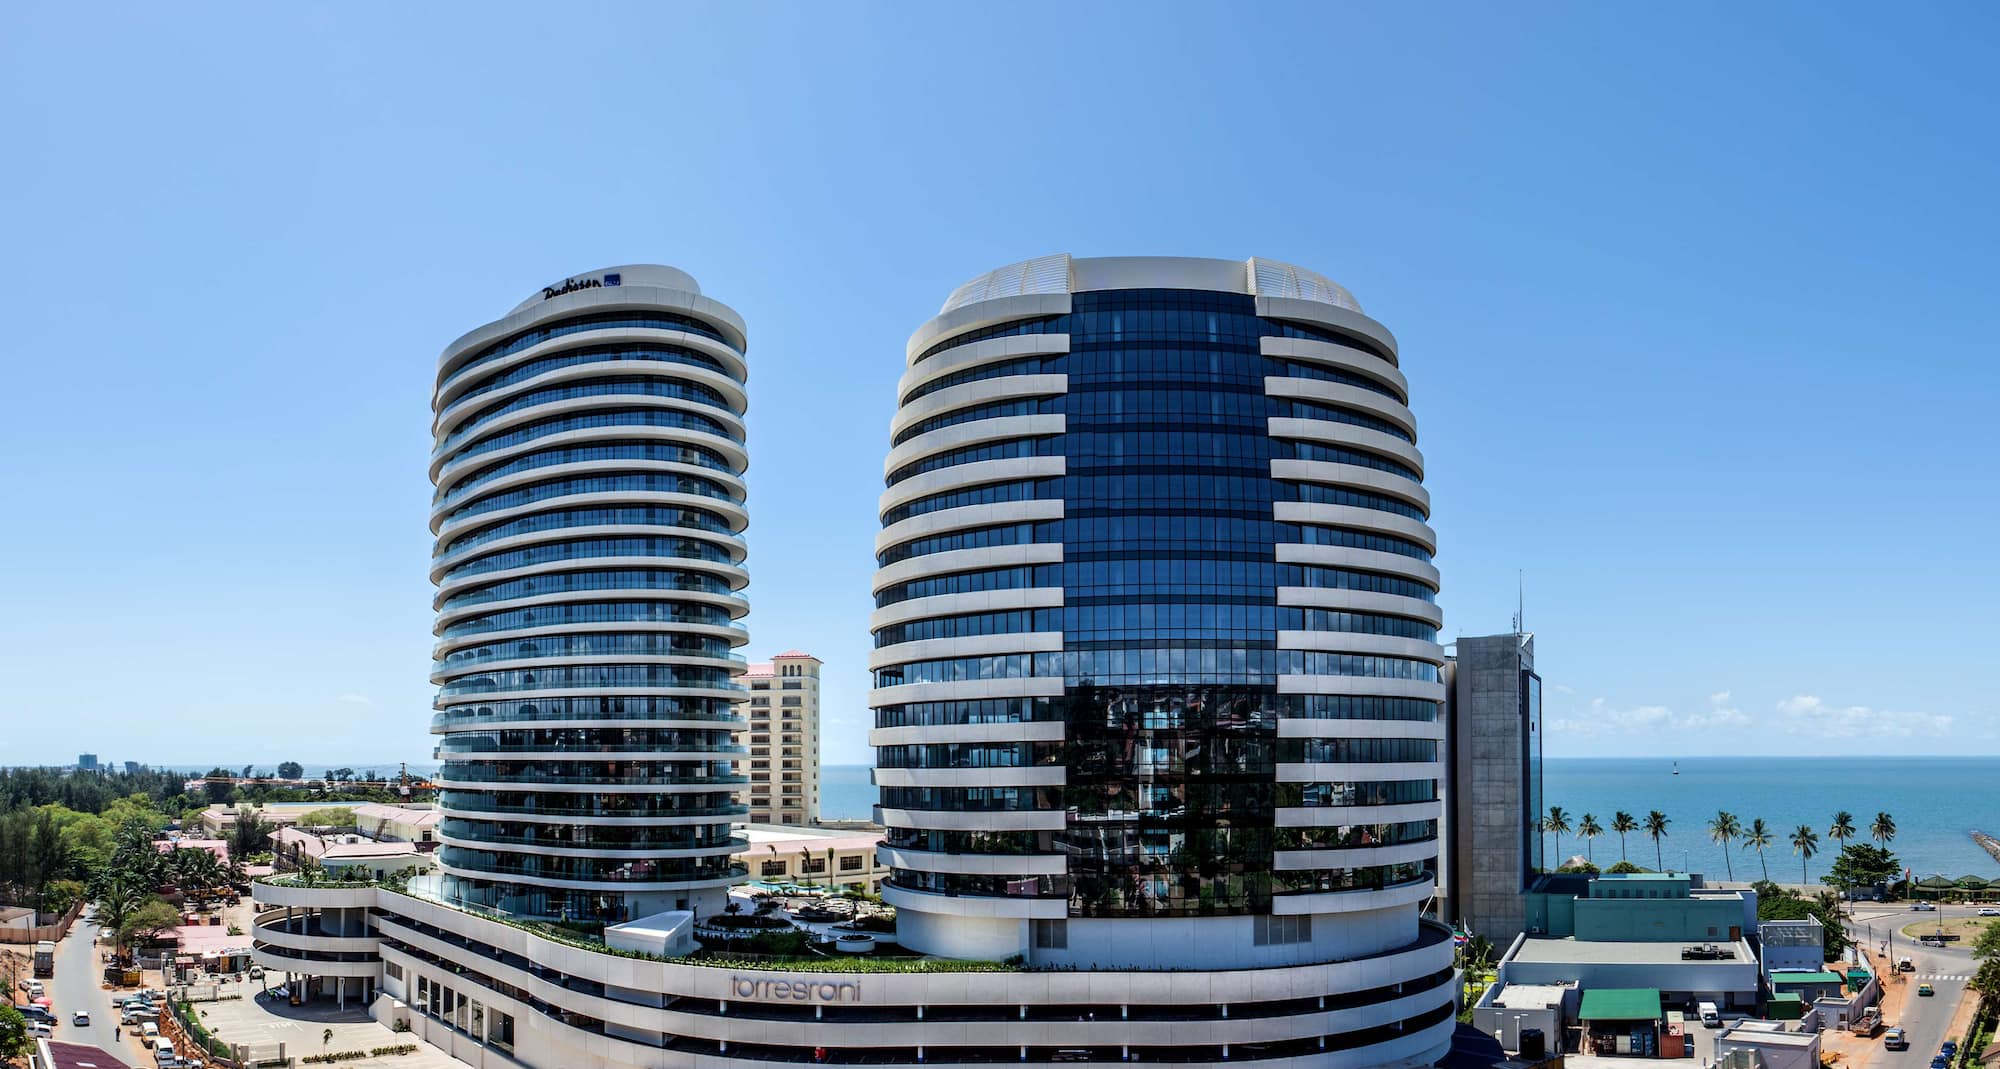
[429,264,751,923]
[873,255,1447,1011]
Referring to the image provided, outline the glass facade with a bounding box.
[431,273,749,923]
[875,286,1441,922]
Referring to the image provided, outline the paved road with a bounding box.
[1845,903,1984,1067]
[48,916,124,1060]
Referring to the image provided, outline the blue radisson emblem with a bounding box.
[603,273,621,287]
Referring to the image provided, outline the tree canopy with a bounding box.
[1821,843,1901,891]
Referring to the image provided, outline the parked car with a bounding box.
[1919,983,1936,996]
[1979,907,1999,917]
[249,964,264,979]
[27,1022,52,1038]
[1900,957,1918,972]
[1943,1041,1959,1057]
[1885,1029,1910,1051]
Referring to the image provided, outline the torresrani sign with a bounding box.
[730,975,862,1003]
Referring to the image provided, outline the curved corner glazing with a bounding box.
[428,265,751,923]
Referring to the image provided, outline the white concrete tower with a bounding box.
[428,265,752,923]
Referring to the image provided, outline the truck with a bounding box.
[32,940,55,978]
[1849,1009,1883,1036]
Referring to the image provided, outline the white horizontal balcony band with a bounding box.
[1273,629,1446,664]
[433,457,748,525]
[1270,878,1434,916]
[870,585,1065,631]
[883,413,1066,478]
[433,778,740,795]
[876,498,1065,557]
[880,882,1069,920]
[1270,459,1431,513]
[1274,839,1439,871]
[1273,543,1441,590]
[251,883,379,910]
[1259,336,1408,399]
[435,327,748,412]
[1255,294,1399,363]
[876,846,1068,876]
[1263,376,1416,440]
[439,284,746,383]
[869,675,1066,707]
[1276,674,1446,702]
[1277,587,1443,628]
[871,541,1064,596]
[1276,761,1442,783]
[433,621,746,659]
[434,749,735,765]
[434,554,749,605]
[248,922,381,955]
[872,766,1065,789]
[877,454,1065,518]
[868,720,1066,747]
[432,422,750,489]
[434,860,740,894]
[435,393,745,466]
[875,806,1067,832]
[897,332,1070,402]
[1275,718,1446,741]
[436,805,734,827]
[249,947,379,978]
[868,630,1066,672]
[433,487,748,540]
[887,373,1068,442]
[431,521,746,582]
[432,357,746,441]
[1276,800,1441,827]
[433,720,741,740]
[1266,416,1426,477]
[1273,500,1437,554]
[906,293,1071,364]
[435,684,745,709]
[434,586,746,631]
[434,829,736,859]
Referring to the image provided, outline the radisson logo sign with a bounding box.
[542,272,622,301]
[729,975,862,1003]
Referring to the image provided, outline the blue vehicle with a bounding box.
[1943,1042,1959,1056]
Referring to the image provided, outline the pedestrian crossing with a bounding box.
[1917,973,1972,981]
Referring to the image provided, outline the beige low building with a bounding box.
[732,824,885,893]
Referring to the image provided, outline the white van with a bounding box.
[1698,1002,1721,1027]
[154,1037,177,1067]
[141,1020,160,1038]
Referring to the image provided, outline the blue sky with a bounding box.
[2,4,1994,767]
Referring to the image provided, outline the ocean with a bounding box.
[817,756,2000,881]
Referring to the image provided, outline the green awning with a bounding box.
[1580,988,1663,1021]
[1770,971,1844,986]
[1770,994,1804,1005]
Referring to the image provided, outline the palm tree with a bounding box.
[1612,812,1638,862]
[1545,807,1572,867]
[1645,811,1671,870]
[1792,824,1820,885]
[1871,812,1897,847]
[1828,811,1856,851]
[1744,819,1774,880]
[1578,814,1604,865]
[1708,811,1742,880]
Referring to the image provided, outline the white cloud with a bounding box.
[1546,692,1748,738]
[1552,683,1576,695]
[1774,694,1951,738]
[335,693,373,706]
